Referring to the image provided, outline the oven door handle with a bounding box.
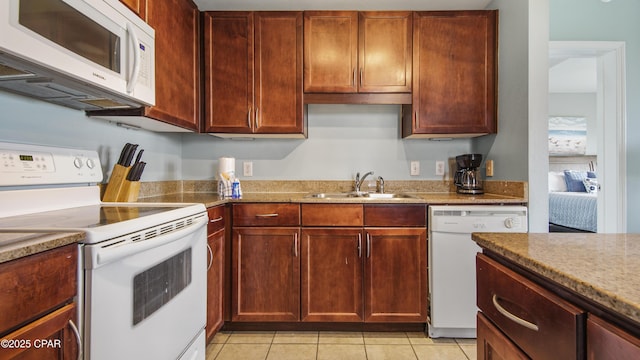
[93,215,207,267]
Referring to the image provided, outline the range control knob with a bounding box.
[73,157,83,169]
[504,217,514,229]
[86,158,96,169]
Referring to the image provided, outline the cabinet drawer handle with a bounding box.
[492,294,539,332]
[294,232,298,257]
[353,68,356,87]
[207,243,214,271]
[255,107,259,129]
[360,67,363,87]
[68,319,82,360]
[210,216,223,223]
[255,213,279,218]
[247,108,252,128]
[358,233,362,258]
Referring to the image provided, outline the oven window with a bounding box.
[18,0,121,73]
[133,248,192,325]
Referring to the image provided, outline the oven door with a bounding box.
[82,216,207,360]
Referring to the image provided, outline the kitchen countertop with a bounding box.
[0,232,84,264]
[472,232,640,326]
[139,191,526,208]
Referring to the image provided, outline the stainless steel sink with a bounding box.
[305,192,416,200]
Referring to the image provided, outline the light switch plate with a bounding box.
[243,161,253,177]
[410,161,420,176]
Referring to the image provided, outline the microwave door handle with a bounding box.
[126,22,141,94]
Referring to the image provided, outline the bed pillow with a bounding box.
[549,172,568,192]
[564,170,587,192]
[583,178,598,194]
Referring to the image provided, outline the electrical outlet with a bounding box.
[410,161,420,176]
[435,161,445,176]
[486,160,494,177]
[243,161,253,177]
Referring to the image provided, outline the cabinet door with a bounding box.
[203,12,254,133]
[301,228,364,322]
[477,312,529,360]
[358,12,412,93]
[145,0,200,130]
[303,11,358,93]
[254,12,305,135]
[1,303,80,360]
[364,228,427,322]
[206,206,225,342]
[587,315,640,360]
[232,227,300,321]
[406,11,497,137]
[120,0,145,18]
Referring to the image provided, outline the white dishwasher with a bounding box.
[428,205,528,338]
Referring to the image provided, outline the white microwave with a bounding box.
[0,0,155,110]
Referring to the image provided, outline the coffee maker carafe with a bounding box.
[454,154,484,195]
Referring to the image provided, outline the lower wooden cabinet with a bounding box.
[206,205,225,342]
[587,315,640,360]
[232,227,301,322]
[477,312,528,360]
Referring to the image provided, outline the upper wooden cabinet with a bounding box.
[203,12,307,137]
[303,11,412,103]
[403,11,498,138]
[92,0,200,131]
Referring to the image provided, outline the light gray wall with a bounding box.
[181,105,471,181]
[548,93,597,155]
[550,0,640,232]
[0,92,183,182]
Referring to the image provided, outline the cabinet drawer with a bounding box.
[301,204,363,226]
[477,254,585,360]
[233,203,300,226]
[207,205,225,233]
[364,204,426,227]
[0,244,77,336]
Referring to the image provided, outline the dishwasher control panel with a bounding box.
[430,206,528,233]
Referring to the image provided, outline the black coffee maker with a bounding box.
[454,154,484,195]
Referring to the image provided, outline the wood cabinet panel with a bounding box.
[364,204,426,227]
[204,12,305,136]
[301,228,364,322]
[232,227,300,321]
[206,206,225,342]
[120,0,145,18]
[203,12,254,133]
[303,11,358,93]
[1,303,79,360]
[477,312,529,360]
[358,12,412,93]
[0,245,76,335]
[587,315,640,360]
[232,203,300,227]
[301,204,363,227]
[144,0,200,130]
[364,228,427,322]
[405,11,497,137]
[477,254,585,360]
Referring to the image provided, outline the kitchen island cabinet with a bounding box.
[403,10,498,138]
[0,244,79,359]
[303,11,412,104]
[203,12,306,137]
[92,0,201,132]
[474,233,640,360]
[206,205,225,342]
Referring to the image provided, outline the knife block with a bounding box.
[116,180,141,202]
[102,164,131,202]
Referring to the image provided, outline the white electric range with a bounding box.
[0,142,208,360]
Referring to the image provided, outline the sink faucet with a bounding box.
[377,176,385,194]
[354,171,374,193]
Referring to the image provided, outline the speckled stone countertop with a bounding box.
[0,232,84,264]
[473,232,640,326]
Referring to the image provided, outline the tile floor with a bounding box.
[206,331,476,360]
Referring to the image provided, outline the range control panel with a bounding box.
[0,142,103,186]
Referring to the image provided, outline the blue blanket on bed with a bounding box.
[549,192,597,232]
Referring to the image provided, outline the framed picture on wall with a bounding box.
[548,116,587,156]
